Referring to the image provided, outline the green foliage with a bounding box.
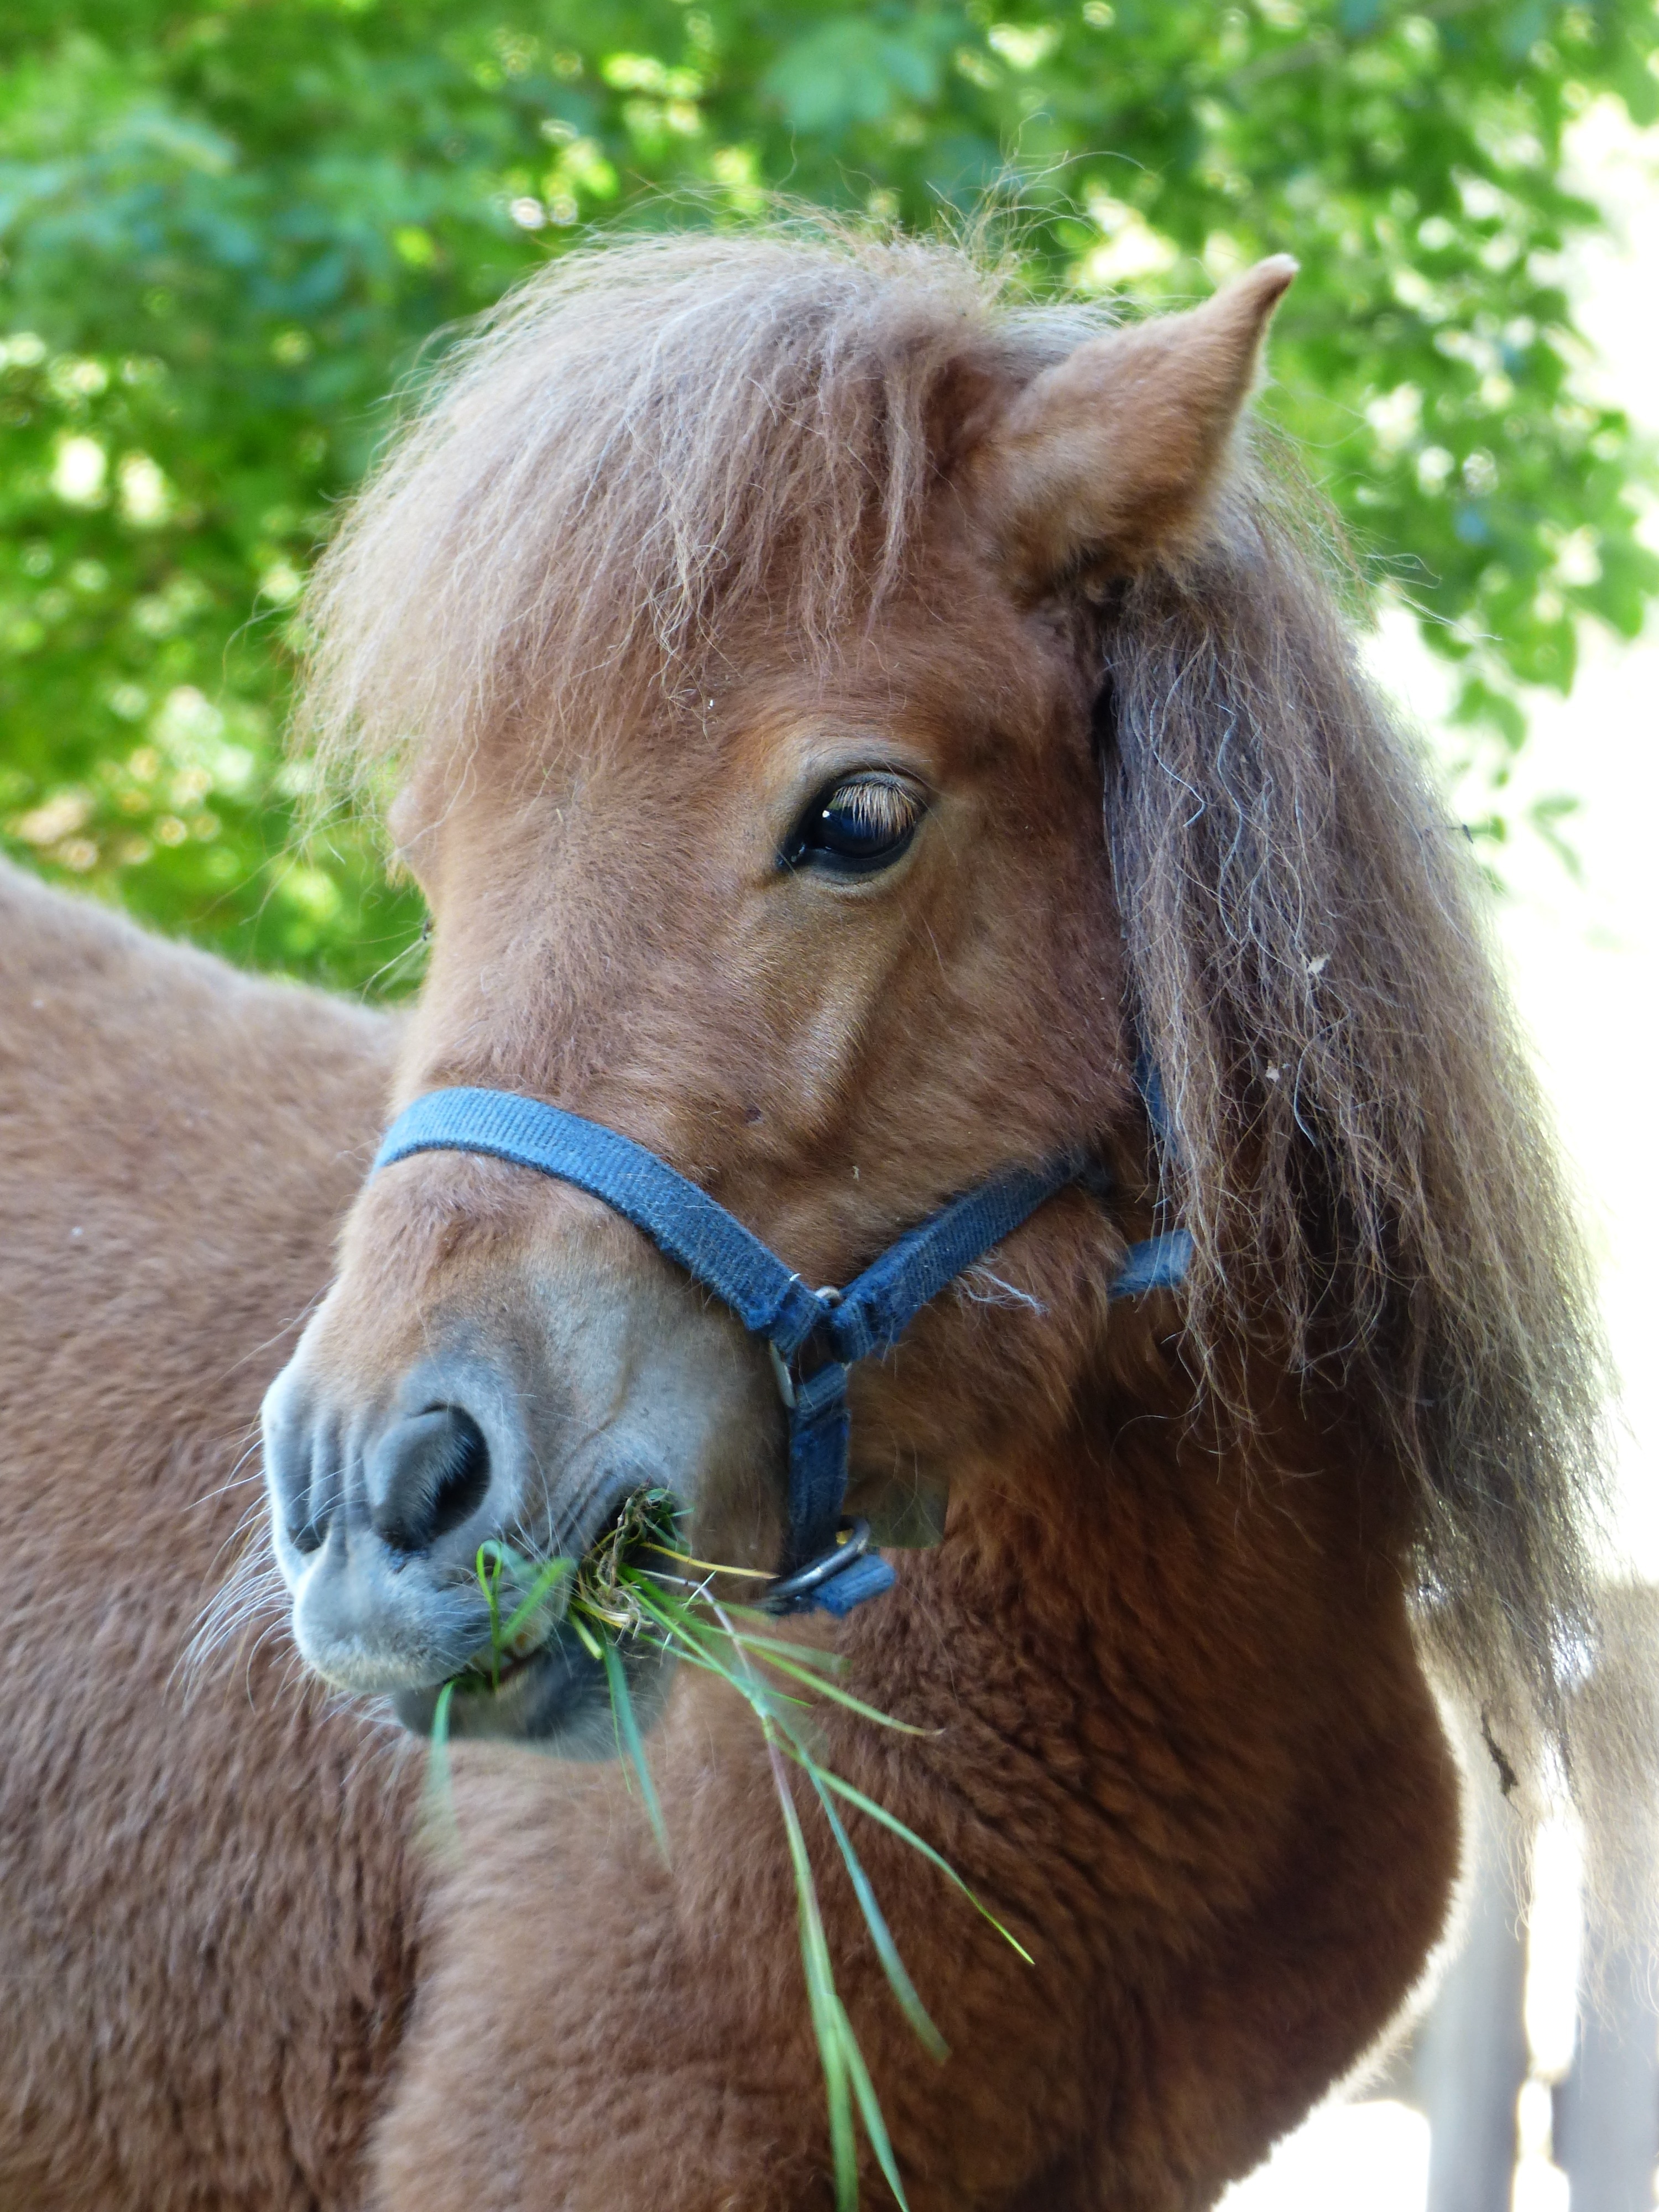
[3,0,1655,985]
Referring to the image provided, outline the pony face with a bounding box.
[260,243,1293,1747]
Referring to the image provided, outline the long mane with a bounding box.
[1105,492,1611,1781]
[302,222,1626,1837]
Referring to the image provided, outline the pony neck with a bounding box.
[828,1326,1413,1829]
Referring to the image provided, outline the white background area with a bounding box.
[1222,101,1659,2212]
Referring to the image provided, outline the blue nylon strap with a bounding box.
[785,1156,1082,1579]
[372,1086,1191,1615]
[784,1360,855,1580]
[1109,1229,1194,1301]
[816,1551,898,1616]
[373,1089,826,1351]
[1134,1040,1180,1158]
[825,1159,1082,1368]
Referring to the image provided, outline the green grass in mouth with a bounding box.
[425,1489,1030,2212]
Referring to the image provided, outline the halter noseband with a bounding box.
[372,1088,1190,1616]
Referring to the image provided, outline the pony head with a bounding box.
[259,229,1604,1790]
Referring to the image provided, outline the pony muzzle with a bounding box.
[257,1176,782,1741]
[260,1345,568,1698]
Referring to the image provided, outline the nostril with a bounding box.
[371,1406,492,1555]
[265,1412,338,1558]
[424,1410,492,1543]
[288,1511,328,1556]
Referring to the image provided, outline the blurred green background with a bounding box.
[3,0,1656,990]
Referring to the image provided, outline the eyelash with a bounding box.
[781,774,925,876]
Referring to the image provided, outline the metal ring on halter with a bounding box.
[766,1285,844,1412]
[763,1517,874,1613]
[767,1339,797,1410]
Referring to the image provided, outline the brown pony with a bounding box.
[0,226,1624,2211]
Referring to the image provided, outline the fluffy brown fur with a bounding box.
[0,861,416,2209]
[0,222,1622,2211]
[383,1381,1455,2212]
[0,866,1457,2206]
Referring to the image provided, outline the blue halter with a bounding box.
[372,1088,1191,1616]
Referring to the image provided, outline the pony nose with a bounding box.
[262,1358,512,1569]
[365,1405,493,1554]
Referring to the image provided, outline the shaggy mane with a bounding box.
[301,222,1622,1830]
[1104,513,1611,1783]
[304,224,1100,780]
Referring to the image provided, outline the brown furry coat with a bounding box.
[0,860,416,2210]
[0,858,1458,2212]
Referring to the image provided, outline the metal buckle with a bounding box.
[767,1339,797,1410]
[767,1285,842,1412]
[764,1517,873,1613]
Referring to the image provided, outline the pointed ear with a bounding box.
[967,257,1296,592]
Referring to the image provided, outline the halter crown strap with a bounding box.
[373,1087,1187,1616]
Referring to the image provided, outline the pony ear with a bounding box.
[967,257,1297,592]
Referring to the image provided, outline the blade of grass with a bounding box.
[619,1572,848,1673]
[628,1583,883,1737]
[422,1677,460,1851]
[724,1600,914,2212]
[619,1584,823,1717]
[600,1638,670,1864]
[475,1545,504,1688]
[449,1491,981,2210]
[804,1765,1034,1966]
[617,1579,777,1675]
[803,1761,947,2061]
[473,1537,544,1580]
[838,1994,911,2209]
[764,1726,865,2212]
[567,1610,604,1661]
[744,1645,933,1735]
[429,1677,454,1782]
[640,1540,775,1580]
[499,1554,572,1647]
[722,1630,849,1673]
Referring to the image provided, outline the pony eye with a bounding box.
[782,774,924,877]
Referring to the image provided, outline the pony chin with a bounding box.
[390,1629,672,1758]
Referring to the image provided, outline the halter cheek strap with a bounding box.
[372,1088,1191,1616]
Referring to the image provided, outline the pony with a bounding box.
[0,223,1625,2211]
